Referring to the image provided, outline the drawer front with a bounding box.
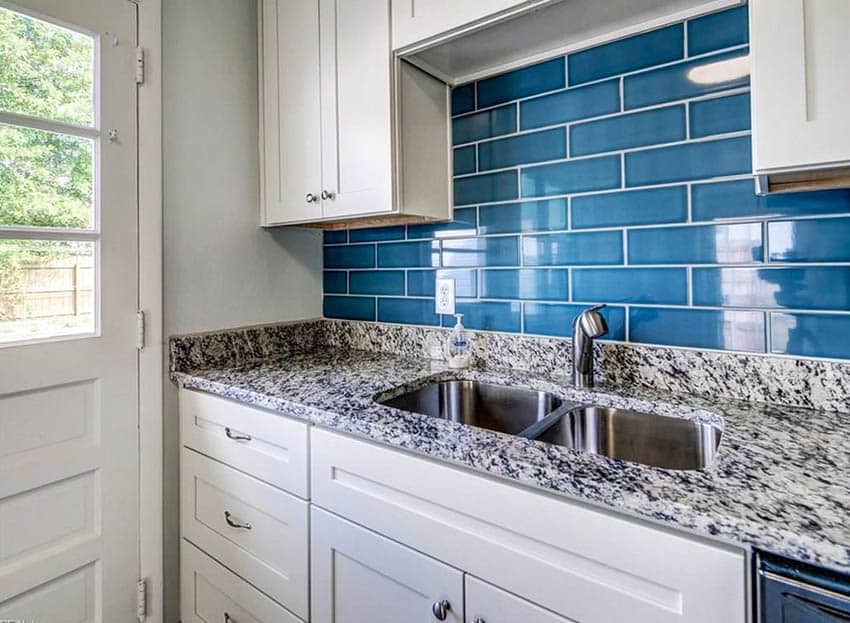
[182,448,309,619]
[311,429,747,623]
[466,576,573,623]
[181,540,302,623]
[180,389,309,497]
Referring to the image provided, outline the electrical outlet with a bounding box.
[435,277,456,315]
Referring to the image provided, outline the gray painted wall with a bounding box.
[162,1,322,618]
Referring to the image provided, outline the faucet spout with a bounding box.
[572,304,608,388]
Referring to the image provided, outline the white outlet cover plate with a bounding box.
[435,277,456,315]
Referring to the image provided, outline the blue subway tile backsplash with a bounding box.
[321,6,850,360]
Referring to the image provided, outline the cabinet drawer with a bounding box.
[466,576,572,623]
[181,540,302,623]
[180,389,309,497]
[311,429,746,623]
[181,448,309,619]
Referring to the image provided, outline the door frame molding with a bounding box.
[137,0,164,621]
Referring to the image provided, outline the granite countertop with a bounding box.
[173,348,850,574]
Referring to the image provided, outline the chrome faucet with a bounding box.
[572,304,608,388]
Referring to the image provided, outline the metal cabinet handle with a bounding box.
[474,619,486,623]
[306,193,318,203]
[224,511,252,530]
[321,189,335,200]
[431,600,451,620]
[224,427,251,442]
[224,613,234,623]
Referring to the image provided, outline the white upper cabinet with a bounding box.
[750,0,850,184]
[259,0,451,227]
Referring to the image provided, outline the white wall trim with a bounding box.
[137,0,163,621]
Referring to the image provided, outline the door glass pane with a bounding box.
[0,6,95,126]
[0,239,95,343]
[0,123,94,229]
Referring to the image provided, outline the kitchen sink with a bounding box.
[377,380,564,435]
[522,405,722,470]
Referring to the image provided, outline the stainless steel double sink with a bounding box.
[377,380,721,471]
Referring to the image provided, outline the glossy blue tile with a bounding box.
[477,57,565,108]
[324,244,375,269]
[693,267,850,310]
[690,93,750,138]
[378,298,441,326]
[349,270,405,295]
[630,308,766,352]
[628,223,763,265]
[623,49,749,110]
[443,301,521,333]
[454,146,476,175]
[409,269,478,298]
[769,218,850,263]
[573,268,688,305]
[571,186,687,229]
[570,105,686,157]
[377,241,440,268]
[454,171,518,206]
[688,6,749,57]
[625,136,751,186]
[568,24,684,85]
[323,230,347,244]
[771,313,850,360]
[407,207,477,240]
[480,269,568,300]
[521,155,620,198]
[349,226,406,243]
[323,296,375,321]
[442,236,519,267]
[478,128,566,171]
[452,104,516,145]
[692,181,850,221]
[522,231,623,266]
[479,199,567,235]
[451,83,475,116]
[323,271,347,294]
[524,303,626,339]
[520,79,620,131]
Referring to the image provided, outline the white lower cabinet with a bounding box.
[310,507,464,622]
[466,576,574,623]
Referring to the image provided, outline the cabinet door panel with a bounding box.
[320,0,394,218]
[260,0,323,224]
[751,0,850,172]
[311,507,463,622]
[466,576,576,623]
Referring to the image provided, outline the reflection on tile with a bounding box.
[687,6,748,56]
[571,186,687,229]
[520,79,620,130]
[349,270,405,295]
[570,105,686,156]
[524,303,626,339]
[452,104,516,145]
[625,136,751,186]
[771,313,850,359]
[693,267,850,310]
[692,181,850,221]
[690,93,750,138]
[768,218,850,263]
[522,231,623,266]
[478,128,566,171]
[451,83,475,116]
[378,298,440,326]
[349,226,406,243]
[521,155,620,197]
[628,223,763,264]
[479,199,567,235]
[323,296,375,321]
[630,308,766,352]
[573,268,688,304]
[442,237,519,267]
[477,57,565,108]
[454,170,518,206]
[568,24,683,85]
[407,207,477,239]
[407,269,478,298]
[377,241,439,268]
[453,146,476,176]
[324,244,375,269]
[323,271,347,294]
[443,301,521,333]
[480,269,568,300]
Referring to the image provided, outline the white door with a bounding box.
[311,507,464,623]
[466,576,577,623]
[0,0,140,621]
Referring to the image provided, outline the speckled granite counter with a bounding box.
[172,347,850,575]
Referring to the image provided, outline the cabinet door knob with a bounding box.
[224,510,252,530]
[306,193,318,203]
[224,613,234,623]
[431,600,451,620]
[224,427,251,442]
[474,619,486,623]
[321,189,335,200]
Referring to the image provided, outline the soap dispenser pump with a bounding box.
[444,313,472,369]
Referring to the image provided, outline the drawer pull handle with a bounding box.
[224,511,252,530]
[224,427,252,442]
[432,600,451,620]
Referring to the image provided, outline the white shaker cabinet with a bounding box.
[465,576,575,623]
[750,0,850,190]
[259,0,451,227]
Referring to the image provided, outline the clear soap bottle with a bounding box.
[444,313,472,369]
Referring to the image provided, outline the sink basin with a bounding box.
[525,405,722,470]
[378,380,563,435]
